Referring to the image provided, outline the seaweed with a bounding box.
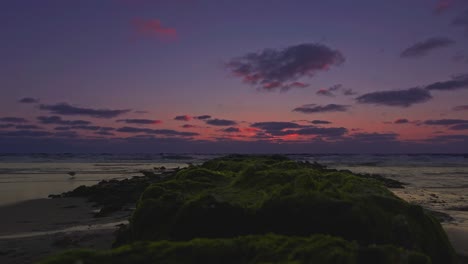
[40,234,430,264]
[42,155,456,264]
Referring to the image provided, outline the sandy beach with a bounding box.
[0,198,130,264]
[0,192,466,263]
[1,191,467,263]
[392,187,468,259]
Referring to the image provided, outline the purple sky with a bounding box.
[1,0,468,153]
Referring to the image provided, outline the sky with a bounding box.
[1,0,468,153]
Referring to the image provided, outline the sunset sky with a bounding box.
[1,0,468,153]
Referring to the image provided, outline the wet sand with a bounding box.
[392,187,468,258]
[0,198,130,264]
[0,191,467,263]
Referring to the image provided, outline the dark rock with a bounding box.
[426,209,455,222]
[123,155,455,263]
[41,234,432,264]
[447,206,468,211]
[43,155,456,264]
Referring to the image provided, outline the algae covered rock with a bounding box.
[42,155,456,264]
[41,234,431,264]
[121,155,455,263]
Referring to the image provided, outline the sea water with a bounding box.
[0,153,467,205]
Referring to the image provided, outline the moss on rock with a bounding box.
[42,155,456,264]
[41,234,431,264]
[120,155,455,263]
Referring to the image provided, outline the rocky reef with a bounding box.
[49,170,173,217]
[41,155,456,264]
[41,234,431,264]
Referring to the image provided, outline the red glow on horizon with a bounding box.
[280,133,299,140]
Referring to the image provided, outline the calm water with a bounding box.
[0,153,467,206]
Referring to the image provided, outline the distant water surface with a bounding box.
[0,153,211,206]
[0,153,467,206]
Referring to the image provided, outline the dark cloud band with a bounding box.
[39,103,131,118]
[356,88,432,107]
[293,104,350,113]
[400,37,454,58]
[205,119,237,126]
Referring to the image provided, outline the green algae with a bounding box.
[41,155,456,264]
[40,234,430,264]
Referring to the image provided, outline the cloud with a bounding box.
[2,131,467,153]
[53,126,115,132]
[342,88,357,96]
[435,0,454,14]
[453,105,468,111]
[220,127,241,133]
[400,37,454,58]
[39,103,131,118]
[316,84,341,97]
[450,124,468,130]
[351,132,399,142]
[15,125,42,130]
[0,130,52,137]
[251,122,302,131]
[0,117,28,123]
[181,124,196,129]
[424,119,468,125]
[132,18,177,41]
[116,126,199,137]
[452,10,468,32]
[54,131,79,138]
[37,116,91,126]
[95,131,115,136]
[0,124,14,129]
[293,127,348,137]
[263,81,310,92]
[226,43,345,91]
[72,126,101,131]
[356,88,432,107]
[249,121,347,138]
[205,119,237,126]
[316,89,334,97]
[18,97,39,104]
[287,82,309,89]
[316,84,357,97]
[293,104,350,114]
[427,134,468,143]
[311,120,332,125]
[54,127,71,131]
[394,118,409,124]
[117,119,162,125]
[195,115,212,120]
[425,73,468,91]
[174,115,192,121]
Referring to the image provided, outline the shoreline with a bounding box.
[392,187,468,258]
[0,161,466,263]
[0,198,131,264]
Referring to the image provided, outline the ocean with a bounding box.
[1,153,468,256]
[1,153,467,218]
